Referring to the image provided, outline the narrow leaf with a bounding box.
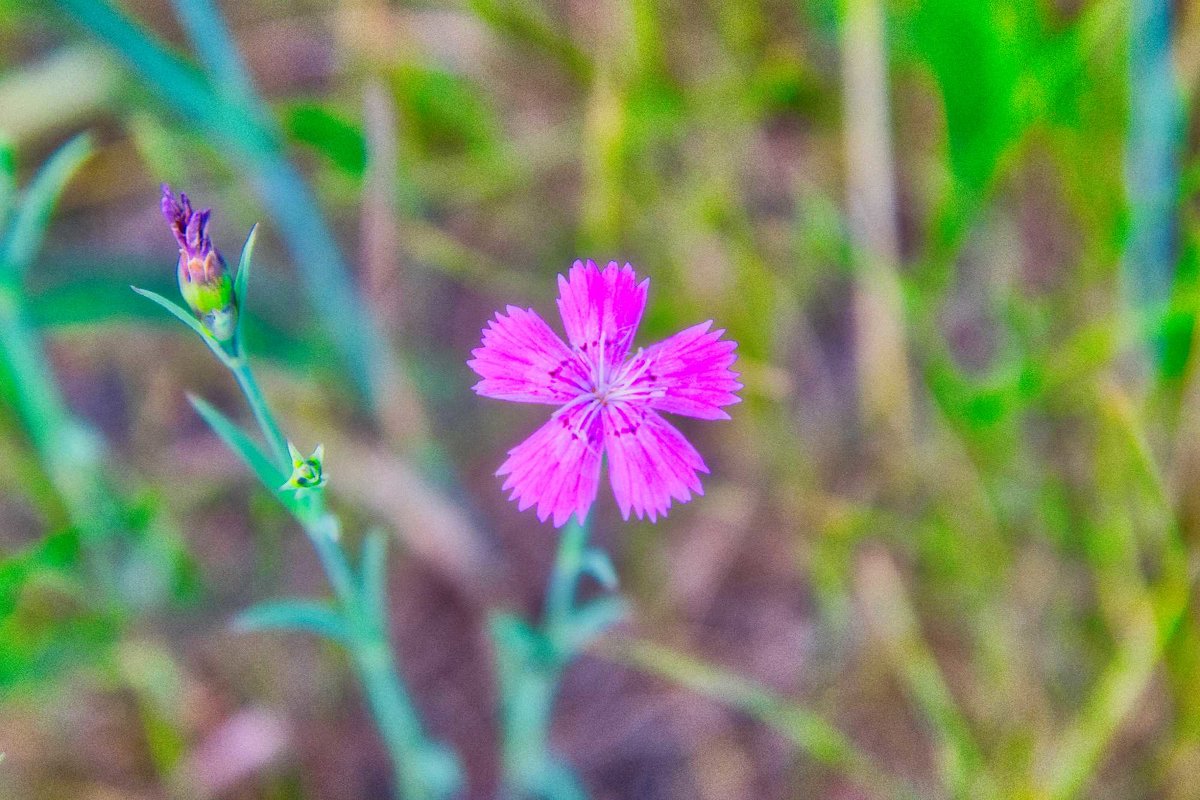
[51,0,267,151]
[0,139,14,239]
[1,134,94,279]
[233,599,348,642]
[187,394,290,497]
[132,285,231,365]
[581,546,618,590]
[167,0,258,110]
[489,611,550,669]
[233,223,257,348]
[556,596,627,655]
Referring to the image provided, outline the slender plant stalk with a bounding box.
[228,356,288,467]
[546,519,590,631]
[854,548,995,800]
[494,517,609,800]
[224,353,454,800]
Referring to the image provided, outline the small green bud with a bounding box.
[282,442,326,492]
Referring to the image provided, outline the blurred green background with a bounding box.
[0,0,1196,798]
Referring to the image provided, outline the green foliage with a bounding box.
[283,103,367,177]
[0,133,92,282]
[391,65,501,159]
[234,599,349,642]
[0,528,120,688]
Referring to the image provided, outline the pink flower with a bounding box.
[469,260,741,527]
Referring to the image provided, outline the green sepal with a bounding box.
[233,599,349,642]
[179,270,233,316]
[281,442,326,491]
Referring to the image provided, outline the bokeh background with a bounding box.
[0,0,1196,798]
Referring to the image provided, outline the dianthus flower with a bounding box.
[469,260,741,526]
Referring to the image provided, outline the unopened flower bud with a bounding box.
[161,185,237,342]
[282,442,327,492]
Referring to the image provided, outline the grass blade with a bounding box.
[0,139,13,239]
[1,133,93,280]
[605,638,924,800]
[167,0,258,110]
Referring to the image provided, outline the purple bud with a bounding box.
[161,184,221,264]
[160,184,236,341]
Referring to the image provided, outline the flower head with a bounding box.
[161,184,236,342]
[469,260,741,527]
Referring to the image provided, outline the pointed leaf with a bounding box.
[489,611,551,671]
[581,546,618,590]
[556,596,628,656]
[233,599,348,642]
[1,134,94,280]
[187,394,291,500]
[168,0,258,109]
[132,286,231,365]
[233,223,257,348]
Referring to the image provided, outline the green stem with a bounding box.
[545,518,590,636]
[222,357,454,800]
[228,355,288,468]
[498,518,594,799]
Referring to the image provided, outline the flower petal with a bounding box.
[497,400,604,527]
[469,305,592,404]
[602,403,708,522]
[556,260,648,368]
[619,321,742,419]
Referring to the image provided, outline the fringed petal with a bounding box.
[497,400,604,527]
[556,260,648,369]
[618,321,742,419]
[469,305,592,404]
[602,403,708,522]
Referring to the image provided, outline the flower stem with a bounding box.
[222,357,457,800]
[545,518,590,636]
[497,518,594,799]
[228,355,288,468]
[304,507,446,800]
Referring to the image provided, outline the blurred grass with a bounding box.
[1,0,1199,798]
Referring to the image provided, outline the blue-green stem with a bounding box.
[497,519,594,800]
[227,354,288,469]
[227,356,452,800]
[546,519,590,636]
